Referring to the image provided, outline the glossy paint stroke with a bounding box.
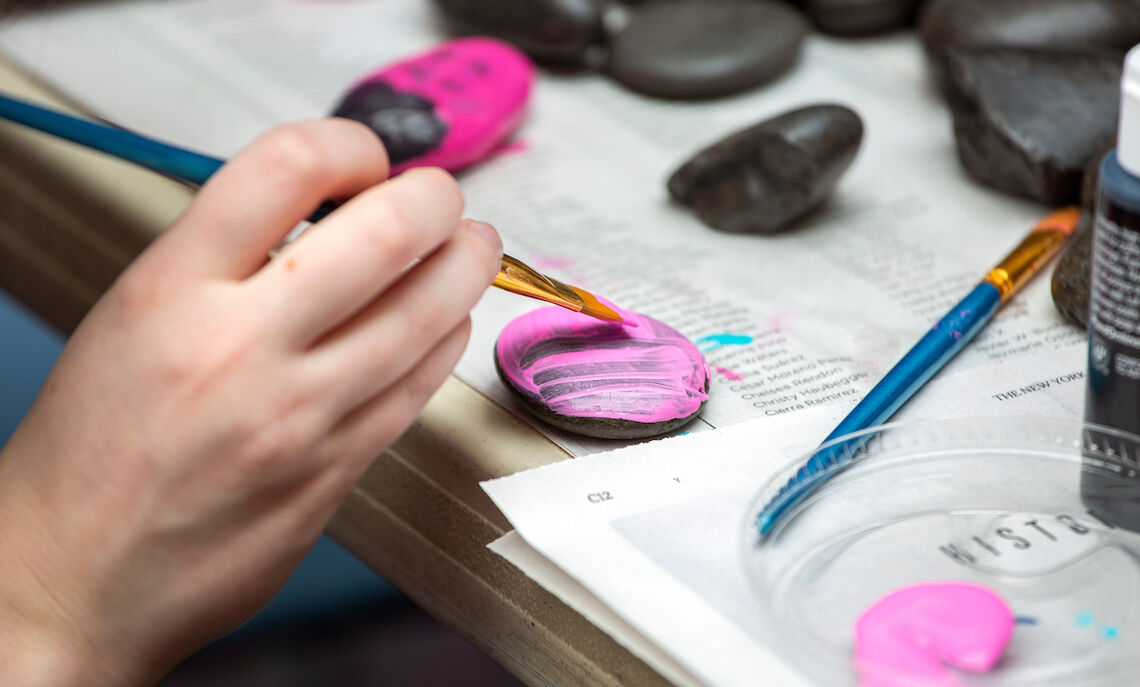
[495,303,709,437]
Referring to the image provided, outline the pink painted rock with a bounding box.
[332,37,534,174]
[855,582,1015,687]
[495,304,709,439]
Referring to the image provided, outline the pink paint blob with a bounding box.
[350,37,534,174]
[495,304,710,431]
[855,582,1015,687]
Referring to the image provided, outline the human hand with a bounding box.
[0,118,501,686]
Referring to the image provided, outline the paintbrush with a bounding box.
[755,206,1082,538]
[0,91,623,323]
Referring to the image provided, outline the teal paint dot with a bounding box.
[1076,611,1095,628]
[1104,626,1119,640]
[696,334,754,351]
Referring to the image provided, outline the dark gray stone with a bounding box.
[496,384,705,439]
[943,48,1120,204]
[920,0,1140,86]
[1051,213,1094,329]
[668,103,864,234]
[1051,150,1111,329]
[607,0,808,99]
[432,0,603,64]
[804,0,922,36]
[1082,145,1114,212]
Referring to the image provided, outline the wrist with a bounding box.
[0,445,131,687]
[0,617,91,687]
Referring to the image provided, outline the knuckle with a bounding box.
[108,267,161,317]
[258,126,328,183]
[359,199,418,257]
[339,118,389,165]
[147,315,260,397]
[402,297,444,336]
[403,374,434,410]
[401,352,452,413]
[242,406,317,472]
[454,316,473,342]
[410,166,464,210]
[149,348,198,390]
[462,227,502,277]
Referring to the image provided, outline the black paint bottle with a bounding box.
[1083,45,1140,529]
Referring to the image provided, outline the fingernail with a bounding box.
[464,219,503,259]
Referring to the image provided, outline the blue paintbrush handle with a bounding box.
[755,282,1003,537]
[0,92,225,184]
[0,92,338,222]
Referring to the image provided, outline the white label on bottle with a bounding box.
[1091,214,1140,380]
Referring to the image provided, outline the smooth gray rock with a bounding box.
[944,47,1120,204]
[607,0,808,99]
[1051,213,1093,329]
[432,0,603,64]
[1082,145,1114,212]
[669,104,864,234]
[920,0,1140,85]
[804,0,922,36]
[1051,150,1111,329]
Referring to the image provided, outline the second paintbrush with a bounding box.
[754,206,1083,538]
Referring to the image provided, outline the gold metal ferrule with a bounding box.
[982,207,1081,302]
[493,254,623,322]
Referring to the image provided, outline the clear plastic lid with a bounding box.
[740,416,1140,686]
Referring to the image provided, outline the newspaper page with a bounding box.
[2,3,1097,683]
[0,0,1086,455]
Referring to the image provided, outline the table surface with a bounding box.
[0,57,670,687]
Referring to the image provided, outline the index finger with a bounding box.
[155,118,390,280]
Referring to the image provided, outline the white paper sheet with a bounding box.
[0,0,1087,457]
[483,347,1087,686]
[488,530,705,687]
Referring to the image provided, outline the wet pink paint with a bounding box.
[855,582,1014,687]
[495,139,531,155]
[352,37,534,174]
[495,304,709,424]
[715,366,743,382]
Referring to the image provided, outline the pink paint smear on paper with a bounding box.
[496,302,709,423]
[715,366,743,382]
[855,582,1014,687]
[493,139,530,156]
[354,37,535,174]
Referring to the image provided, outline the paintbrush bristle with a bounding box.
[569,286,631,325]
